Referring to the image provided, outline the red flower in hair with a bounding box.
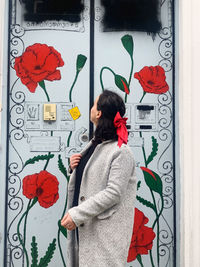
[14,43,64,93]
[127,208,156,262]
[134,66,169,94]
[23,170,59,208]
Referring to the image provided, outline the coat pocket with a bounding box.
[97,204,119,220]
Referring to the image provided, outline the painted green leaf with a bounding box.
[141,167,163,195]
[121,34,134,57]
[58,219,67,238]
[76,54,87,73]
[136,195,156,212]
[24,154,54,167]
[137,181,141,191]
[38,239,56,267]
[114,74,130,94]
[31,236,38,267]
[146,136,158,166]
[58,154,69,182]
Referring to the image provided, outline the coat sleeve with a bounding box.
[68,147,135,227]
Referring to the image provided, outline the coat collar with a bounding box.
[80,138,115,156]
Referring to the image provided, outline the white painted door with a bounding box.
[0,0,176,266]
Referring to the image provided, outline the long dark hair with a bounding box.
[94,90,126,143]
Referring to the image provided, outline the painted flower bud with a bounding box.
[121,34,134,57]
[140,167,163,195]
[114,74,130,94]
[76,54,87,73]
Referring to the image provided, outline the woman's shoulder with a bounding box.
[101,140,134,157]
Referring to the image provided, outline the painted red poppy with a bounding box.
[127,208,156,262]
[134,66,169,94]
[23,170,59,208]
[14,43,64,93]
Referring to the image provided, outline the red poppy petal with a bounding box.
[127,246,138,262]
[38,193,59,208]
[19,76,37,92]
[41,180,59,197]
[23,174,38,198]
[49,46,64,67]
[134,66,169,94]
[136,227,156,246]
[37,170,58,183]
[27,44,51,67]
[20,51,38,73]
[14,60,28,78]
[28,71,50,83]
[45,70,61,81]
[43,53,62,72]
[37,171,59,195]
[121,79,130,94]
[133,208,149,232]
[127,208,156,263]
[134,246,149,255]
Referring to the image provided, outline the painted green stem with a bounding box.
[43,152,51,170]
[58,131,72,267]
[57,185,70,267]
[23,199,31,248]
[67,131,72,147]
[139,91,146,103]
[17,198,37,267]
[100,67,116,92]
[125,56,134,103]
[139,131,147,167]
[152,196,164,230]
[39,81,50,102]
[69,71,79,102]
[151,195,164,267]
[128,57,134,86]
[136,254,144,267]
[149,189,158,267]
[57,227,66,267]
[39,80,54,171]
[139,125,155,267]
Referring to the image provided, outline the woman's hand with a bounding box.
[61,213,76,231]
[70,153,82,170]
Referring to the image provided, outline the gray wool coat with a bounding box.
[66,139,137,267]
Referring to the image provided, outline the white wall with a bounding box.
[179,0,200,266]
[0,0,200,266]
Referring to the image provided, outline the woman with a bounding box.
[61,90,137,267]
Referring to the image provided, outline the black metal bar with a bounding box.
[4,0,12,266]
[89,0,95,140]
